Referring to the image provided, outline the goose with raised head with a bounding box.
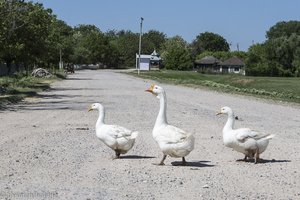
[217,106,275,164]
[146,84,195,165]
[88,103,138,159]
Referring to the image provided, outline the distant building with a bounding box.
[149,50,161,70]
[219,56,245,75]
[136,50,162,71]
[194,56,245,75]
[194,56,220,73]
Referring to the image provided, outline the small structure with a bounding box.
[31,68,52,78]
[194,56,220,72]
[219,56,245,74]
[149,50,161,70]
[136,54,151,70]
[136,50,162,71]
[194,56,245,75]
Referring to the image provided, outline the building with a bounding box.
[219,56,245,74]
[136,50,162,71]
[194,56,220,73]
[149,50,161,69]
[194,56,245,75]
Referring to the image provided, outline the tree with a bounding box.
[115,30,139,67]
[266,21,300,40]
[0,0,30,73]
[44,19,74,68]
[265,33,300,76]
[0,1,54,74]
[98,30,121,68]
[142,30,166,54]
[191,32,230,56]
[292,48,300,77]
[247,20,300,76]
[161,36,193,70]
[245,44,270,76]
[72,24,107,64]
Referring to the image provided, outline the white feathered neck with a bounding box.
[223,109,235,133]
[96,104,105,128]
[155,89,168,127]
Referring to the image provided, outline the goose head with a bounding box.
[145,84,164,99]
[88,103,102,112]
[216,106,233,116]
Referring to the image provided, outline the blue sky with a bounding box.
[34,0,300,51]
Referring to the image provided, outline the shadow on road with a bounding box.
[171,160,215,167]
[236,158,291,164]
[119,155,156,159]
[66,77,93,81]
[49,87,103,91]
[260,159,291,163]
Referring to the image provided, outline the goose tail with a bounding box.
[130,131,139,139]
[265,134,275,140]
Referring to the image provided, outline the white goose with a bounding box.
[146,84,195,165]
[217,106,275,164]
[88,103,138,158]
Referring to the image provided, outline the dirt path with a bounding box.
[1,70,299,199]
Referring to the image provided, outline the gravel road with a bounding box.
[1,70,299,200]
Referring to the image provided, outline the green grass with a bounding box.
[130,70,300,104]
[0,71,66,109]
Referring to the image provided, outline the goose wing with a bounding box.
[158,125,191,144]
[105,125,137,139]
[236,128,271,142]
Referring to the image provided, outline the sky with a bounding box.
[33,0,300,51]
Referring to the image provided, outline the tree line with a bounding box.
[246,21,300,77]
[0,0,299,77]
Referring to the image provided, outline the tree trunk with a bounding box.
[6,60,13,76]
[24,63,29,76]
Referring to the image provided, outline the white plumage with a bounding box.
[217,106,274,163]
[146,84,194,165]
[89,103,138,158]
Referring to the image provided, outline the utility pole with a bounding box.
[59,48,63,69]
[138,17,144,75]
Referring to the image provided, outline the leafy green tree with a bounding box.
[20,2,54,73]
[266,21,300,40]
[161,36,193,70]
[115,30,139,67]
[72,24,107,64]
[191,32,230,56]
[246,44,284,76]
[292,48,300,77]
[265,33,300,76]
[142,30,166,54]
[0,0,29,73]
[102,40,121,68]
[247,20,300,76]
[44,19,74,68]
[245,44,270,76]
[101,30,121,68]
[0,0,54,74]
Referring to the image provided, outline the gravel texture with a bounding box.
[0,70,299,200]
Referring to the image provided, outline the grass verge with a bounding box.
[0,71,66,109]
[129,70,300,104]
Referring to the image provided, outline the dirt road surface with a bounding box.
[1,70,299,199]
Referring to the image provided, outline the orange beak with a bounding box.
[216,111,222,115]
[145,84,155,93]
